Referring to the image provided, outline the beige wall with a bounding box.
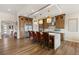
[64,13,79,42]
[33,19,39,31]
[0,12,16,39]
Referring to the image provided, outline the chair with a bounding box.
[28,31,33,40]
[36,32,41,43]
[32,31,37,42]
[49,35,54,48]
[41,32,49,47]
[40,32,44,46]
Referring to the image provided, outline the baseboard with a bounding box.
[64,39,79,43]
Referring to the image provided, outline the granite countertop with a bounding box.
[48,31,60,33]
[48,29,65,33]
[39,29,65,34]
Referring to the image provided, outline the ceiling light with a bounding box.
[39,20,43,24]
[32,10,34,12]
[34,12,39,15]
[8,9,11,11]
[47,10,52,23]
[47,16,52,23]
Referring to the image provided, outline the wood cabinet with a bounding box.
[39,24,44,32]
[43,19,49,29]
[19,16,33,39]
[28,18,33,24]
[39,19,49,32]
[55,14,65,41]
[55,14,65,29]
[60,33,64,41]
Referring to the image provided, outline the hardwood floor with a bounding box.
[0,38,79,55]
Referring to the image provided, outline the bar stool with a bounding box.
[40,32,44,46]
[34,31,38,43]
[32,31,37,42]
[36,32,43,44]
[49,35,54,48]
[28,31,33,40]
[41,32,49,48]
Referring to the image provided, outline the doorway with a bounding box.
[1,21,16,39]
[1,23,9,39]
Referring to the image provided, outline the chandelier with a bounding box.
[39,20,43,24]
[39,14,43,24]
[47,10,52,23]
[47,16,52,23]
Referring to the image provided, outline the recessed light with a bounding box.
[8,9,11,11]
[31,10,34,12]
[34,12,39,15]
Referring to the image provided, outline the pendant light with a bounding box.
[39,20,43,24]
[39,14,43,24]
[34,16,38,24]
[47,10,52,23]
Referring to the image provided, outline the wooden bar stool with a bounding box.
[36,32,41,43]
[28,31,33,41]
[32,31,37,42]
[40,32,44,46]
[49,35,54,49]
[42,32,49,48]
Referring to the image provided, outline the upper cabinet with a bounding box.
[38,19,44,31]
[28,18,33,24]
[38,19,49,31]
[19,16,32,26]
[55,14,65,29]
[19,16,33,38]
[43,19,49,29]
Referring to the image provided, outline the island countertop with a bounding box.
[44,29,65,33]
[48,32,61,50]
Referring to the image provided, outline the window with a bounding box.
[68,18,78,32]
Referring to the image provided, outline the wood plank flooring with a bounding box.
[0,38,79,55]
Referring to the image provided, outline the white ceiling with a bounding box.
[0,4,79,19]
[18,4,48,16]
[0,4,27,15]
[30,4,79,19]
[29,4,60,19]
[0,4,47,16]
[58,4,79,14]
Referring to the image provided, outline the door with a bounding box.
[1,23,9,39]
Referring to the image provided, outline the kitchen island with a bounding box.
[49,32,61,50]
[44,28,64,49]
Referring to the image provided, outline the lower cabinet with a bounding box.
[49,33,61,50]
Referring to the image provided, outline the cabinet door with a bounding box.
[19,16,33,38]
[43,19,49,28]
[55,14,65,29]
[19,17,25,38]
[68,18,78,32]
[54,33,61,49]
